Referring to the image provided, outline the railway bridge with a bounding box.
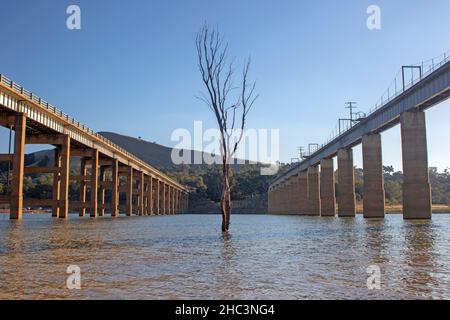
[269,53,450,219]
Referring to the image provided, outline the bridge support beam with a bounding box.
[58,135,71,219]
[79,157,87,217]
[52,147,61,218]
[171,186,175,214]
[146,179,151,214]
[284,180,292,214]
[99,166,107,216]
[10,113,26,220]
[337,148,356,217]
[111,159,119,216]
[90,150,99,217]
[167,185,172,215]
[126,167,133,216]
[278,183,286,214]
[320,158,336,216]
[288,179,299,214]
[283,182,290,214]
[297,171,308,215]
[165,184,169,214]
[362,134,385,218]
[138,172,145,216]
[307,166,320,216]
[401,110,432,219]
[165,183,169,214]
[155,179,160,215]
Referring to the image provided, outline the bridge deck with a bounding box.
[0,74,186,191]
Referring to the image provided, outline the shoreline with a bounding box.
[1,205,449,215]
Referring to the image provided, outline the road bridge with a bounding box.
[0,75,189,220]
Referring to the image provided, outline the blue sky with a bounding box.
[0,0,449,170]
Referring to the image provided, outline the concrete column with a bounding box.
[99,166,106,217]
[276,185,282,214]
[362,134,385,218]
[167,186,171,214]
[79,157,87,217]
[59,135,71,219]
[290,179,300,214]
[10,114,26,220]
[307,166,321,216]
[285,182,291,214]
[174,189,178,214]
[320,158,336,216]
[165,183,169,214]
[171,187,175,214]
[283,180,290,214]
[297,171,308,215]
[111,159,119,216]
[139,172,145,216]
[52,147,61,217]
[278,183,285,214]
[272,186,278,213]
[274,187,280,214]
[154,179,160,215]
[401,110,432,219]
[147,176,153,215]
[126,167,133,216]
[160,181,165,215]
[337,148,356,217]
[268,188,273,213]
[166,186,170,214]
[90,149,99,217]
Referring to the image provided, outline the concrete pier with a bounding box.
[99,166,107,216]
[297,171,308,215]
[155,179,160,215]
[138,171,145,216]
[285,179,293,214]
[90,149,99,217]
[320,158,336,216]
[58,135,71,219]
[362,134,385,218]
[10,114,26,220]
[401,111,432,219]
[126,167,133,216]
[307,166,320,216]
[53,148,61,218]
[79,157,87,217]
[337,148,356,217]
[111,159,119,216]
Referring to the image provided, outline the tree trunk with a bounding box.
[221,163,231,232]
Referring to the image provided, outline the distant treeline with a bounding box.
[165,164,450,206]
[1,161,449,206]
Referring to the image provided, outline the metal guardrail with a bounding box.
[323,51,450,145]
[0,74,187,191]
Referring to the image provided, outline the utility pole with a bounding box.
[345,102,357,122]
[297,147,304,159]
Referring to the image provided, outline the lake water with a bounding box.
[1,213,450,300]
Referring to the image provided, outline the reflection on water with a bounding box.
[0,213,450,299]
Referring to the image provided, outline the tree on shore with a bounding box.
[195,24,258,232]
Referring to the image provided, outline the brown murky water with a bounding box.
[0,213,449,299]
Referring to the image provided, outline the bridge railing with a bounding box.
[322,50,450,146]
[0,74,185,189]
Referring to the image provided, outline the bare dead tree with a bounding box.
[195,24,258,232]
